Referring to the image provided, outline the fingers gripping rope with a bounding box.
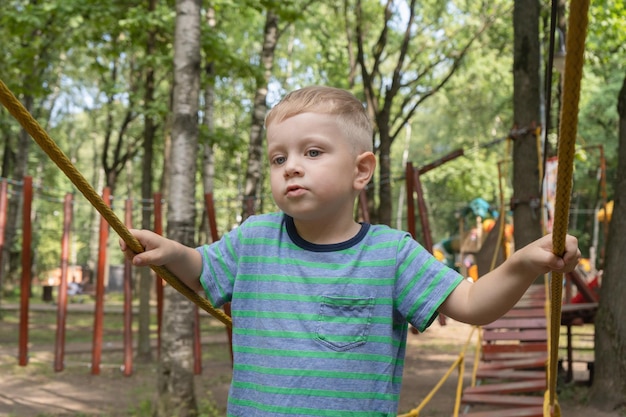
[0,78,232,329]
[545,1,590,416]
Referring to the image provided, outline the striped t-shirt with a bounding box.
[197,212,463,417]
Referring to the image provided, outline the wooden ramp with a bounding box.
[459,284,547,417]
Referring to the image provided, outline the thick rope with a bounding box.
[0,78,232,329]
[398,326,478,417]
[544,1,589,415]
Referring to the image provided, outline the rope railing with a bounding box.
[1,0,588,408]
[0,78,232,329]
[398,325,480,417]
[544,1,589,416]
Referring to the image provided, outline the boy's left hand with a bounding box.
[529,233,581,275]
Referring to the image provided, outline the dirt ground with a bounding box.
[0,315,622,417]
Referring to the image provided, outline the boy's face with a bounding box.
[266,112,362,222]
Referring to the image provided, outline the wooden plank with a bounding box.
[459,406,544,417]
[561,302,598,313]
[461,394,544,407]
[482,351,547,361]
[478,356,547,371]
[512,299,546,308]
[483,329,546,342]
[475,369,546,380]
[482,342,547,354]
[463,380,545,395]
[502,308,546,318]
[483,318,546,330]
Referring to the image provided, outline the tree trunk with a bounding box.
[376,114,392,226]
[200,5,216,241]
[135,0,159,364]
[2,95,33,286]
[0,132,15,288]
[589,75,626,412]
[241,10,278,220]
[155,0,201,415]
[512,1,543,250]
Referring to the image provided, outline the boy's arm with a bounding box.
[438,233,580,325]
[120,229,204,292]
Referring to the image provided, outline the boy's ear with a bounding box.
[354,152,376,191]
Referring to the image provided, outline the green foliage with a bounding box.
[1,0,622,280]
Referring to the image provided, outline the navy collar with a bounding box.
[284,214,370,252]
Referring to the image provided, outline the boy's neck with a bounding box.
[291,216,363,245]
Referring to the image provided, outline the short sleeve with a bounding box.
[394,235,463,332]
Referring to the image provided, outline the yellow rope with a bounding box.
[544,2,589,415]
[0,78,232,329]
[399,326,478,417]
[470,327,483,388]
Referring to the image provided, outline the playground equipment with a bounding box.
[460,2,591,415]
[403,2,593,414]
[0,176,229,376]
[0,0,591,414]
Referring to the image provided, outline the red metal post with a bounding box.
[18,176,33,366]
[0,179,8,293]
[412,170,434,253]
[410,148,465,249]
[204,193,219,242]
[153,192,163,357]
[193,306,202,374]
[122,198,133,376]
[54,193,73,372]
[412,171,445,326]
[91,187,110,375]
[358,190,370,224]
[204,193,233,364]
[405,163,416,239]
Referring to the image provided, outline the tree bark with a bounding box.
[241,10,278,220]
[589,75,626,412]
[354,0,493,226]
[155,0,201,415]
[201,5,217,239]
[136,0,159,364]
[2,95,33,285]
[512,1,543,250]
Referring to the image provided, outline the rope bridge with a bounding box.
[545,1,589,415]
[400,1,589,414]
[0,1,587,413]
[0,78,232,329]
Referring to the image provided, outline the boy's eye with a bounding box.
[272,156,286,165]
[307,149,321,157]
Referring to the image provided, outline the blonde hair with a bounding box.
[265,86,373,153]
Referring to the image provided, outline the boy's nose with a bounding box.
[284,159,303,177]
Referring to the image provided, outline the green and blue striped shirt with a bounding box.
[197,213,463,416]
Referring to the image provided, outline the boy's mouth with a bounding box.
[286,184,307,196]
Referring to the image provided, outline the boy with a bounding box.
[121,86,580,416]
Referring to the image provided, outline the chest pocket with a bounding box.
[316,296,374,351]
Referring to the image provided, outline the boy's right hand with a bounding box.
[119,229,177,267]
[119,229,205,292]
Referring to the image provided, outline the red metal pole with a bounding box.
[358,190,370,224]
[193,306,202,374]
[412,170,434,253]
[405,163,416,239]
[412,171,445,326]
[54,193,73,372]
[91,187,110,375]
[204,193,219,243]
[18,176,33,366]
[122,198,134,376]
[205,193,233,364]
[153,192,163,357]
[0,179,8,294]
[410,148,465,248]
